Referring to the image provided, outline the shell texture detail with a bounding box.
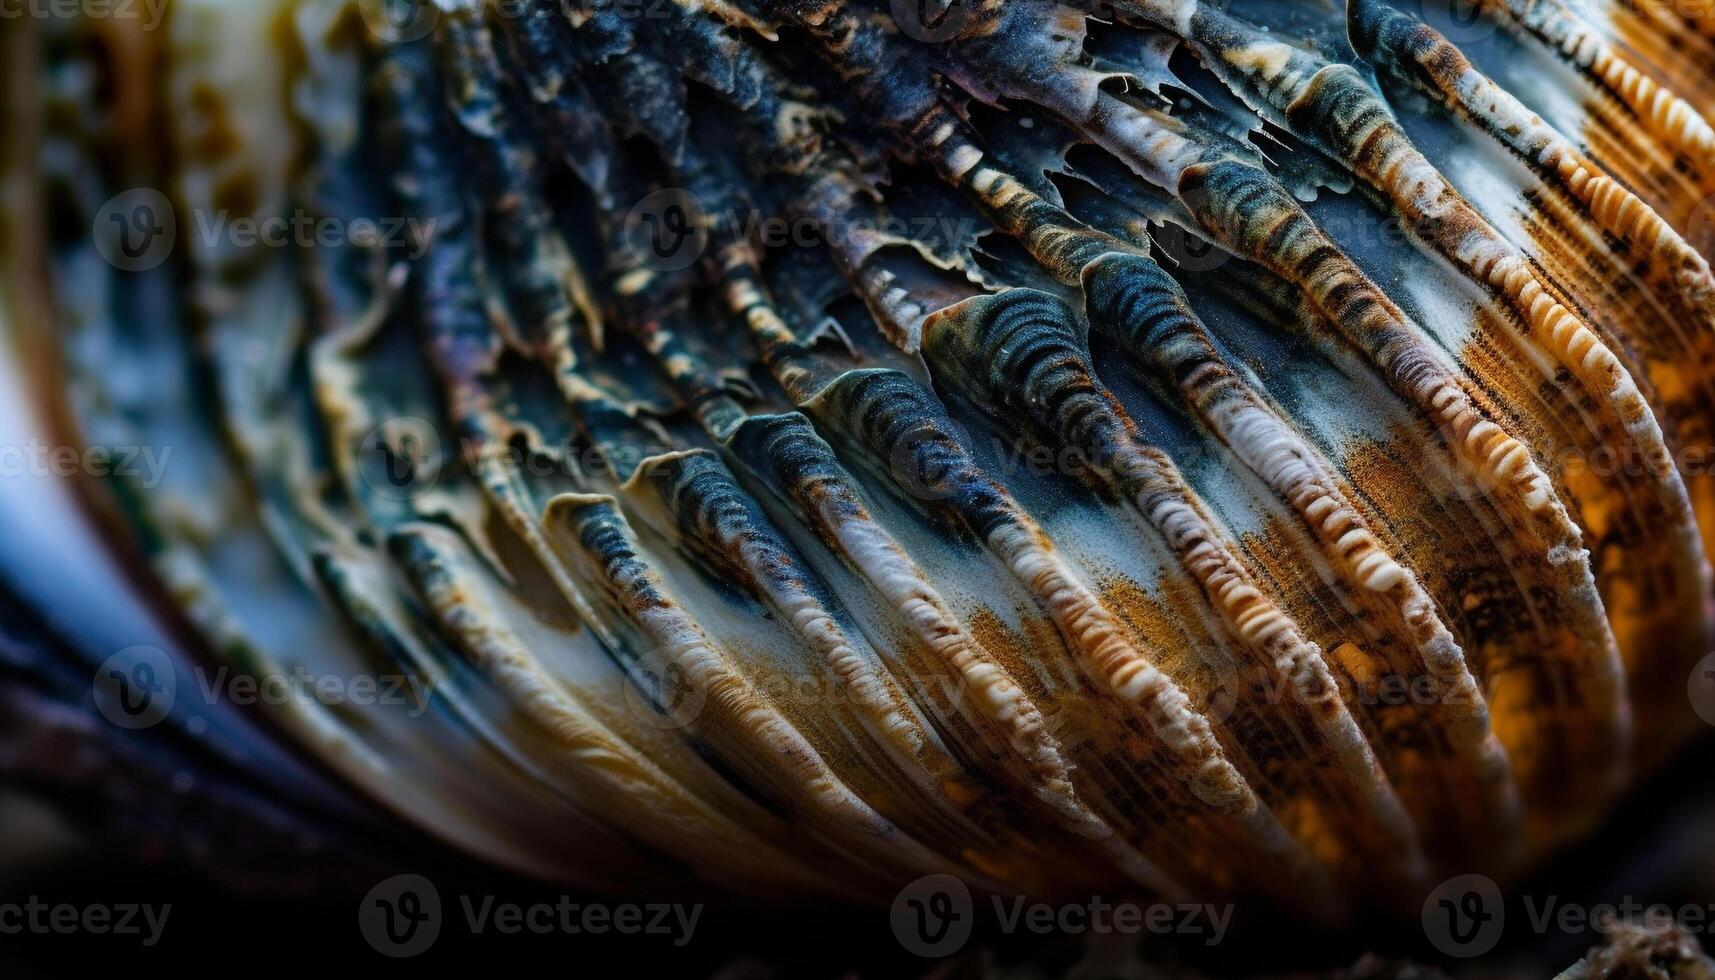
[10,0,1715,931]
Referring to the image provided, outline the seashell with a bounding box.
[4,0,1715,968]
